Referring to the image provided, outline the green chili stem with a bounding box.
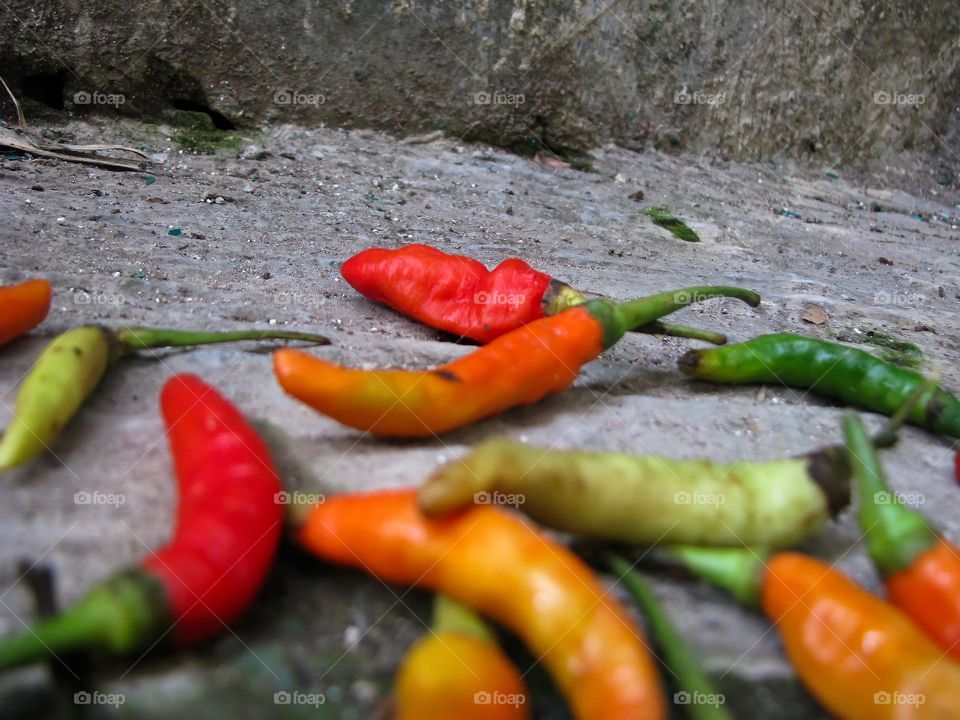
[601,286,760,348]
[635,321,727,345]
[542,281,731,345]
[431,595,493,641]
[872,376,940,448]
[113,326,330,359]
[0,572,164,670]
[609,554,733,720]
[842,413,938,576]
[668,546,767,607]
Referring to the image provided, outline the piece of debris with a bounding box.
[399,129,446,145]
[825,170,840,180]
[168,228,183,237]
[629,190,645,202]
[0,75,154,172]
[802,307,829,325]
[644,207,700,242]
[146,197,169,204]
[534,153,571,170]
[779,208,802,219]
[896,320,935,332]
[878,257,893,265]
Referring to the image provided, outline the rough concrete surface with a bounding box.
[3,0,959,164]
[0,117,959,719]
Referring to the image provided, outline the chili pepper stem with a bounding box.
[543,281,729,344]
[113,326,330,359]
[0,571,165,670]
[639,321,727,345]
[541,279,586,316]
[603,286,760,348]
[843,413,938,576]
[669,546,766,606]
[432,595,494,641]
[609,555,733,720]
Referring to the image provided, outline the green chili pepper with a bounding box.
[679,333,960,436]
[0,325,329,471]
[609,554,733,720]
[418,438,851,548]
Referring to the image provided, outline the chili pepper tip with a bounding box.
[802,445,852,516]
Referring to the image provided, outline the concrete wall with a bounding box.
[3,0,958,163]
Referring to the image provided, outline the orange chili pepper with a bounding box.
[844,411,960,659]
[394,595,529,720]
[674,547,960,719]
[296,488,666,720]
[274,285,759,437]
[0,279,52,346]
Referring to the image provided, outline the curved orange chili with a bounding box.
[675,547,960,719]
[0,278,52,346]
[844,411,960,659]
[394,595,529,720]
[296,488,666,720]
[274,285,759,437]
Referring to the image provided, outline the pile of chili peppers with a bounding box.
[2,244,960,720]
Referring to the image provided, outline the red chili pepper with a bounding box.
[0,374,283,666]
[0,278,52,347]
[143,373,284,643]
[342,245,552,342]
[342,244,727,344]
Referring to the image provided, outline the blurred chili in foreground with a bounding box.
[672,546,960,719]
[295,488,666,720]
[844,410,960,659]
[394,594,529,720]
[420,437,850,548]
[0,374,283,667]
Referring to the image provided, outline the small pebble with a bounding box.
[343,625,361,647]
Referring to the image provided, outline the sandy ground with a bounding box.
[1,118,959,719]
